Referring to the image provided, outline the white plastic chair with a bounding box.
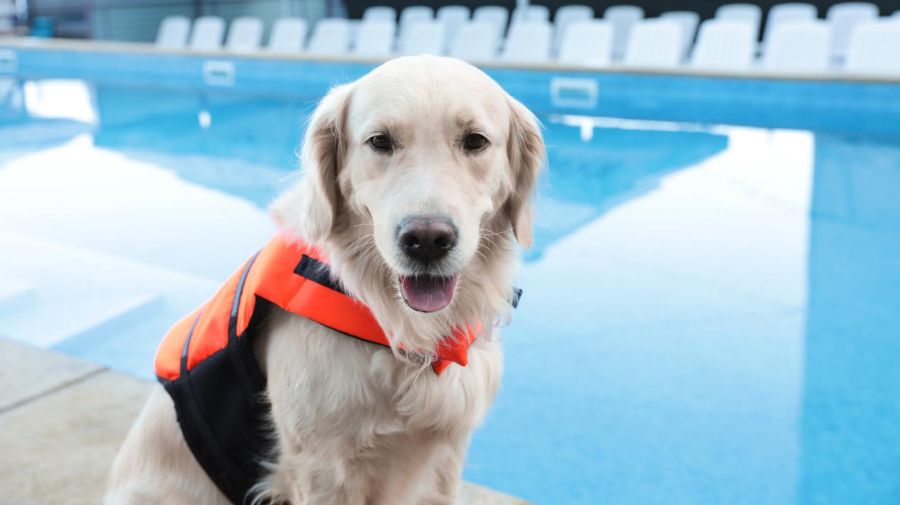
[502,20,552,64]
[827,2,879,62]
[659,11,700,60]
[307,18,351,56]
[716,3,762,38]
[267,17,308,54]
[225,16,263,52]
[353,20,396,57]
[766,3,818,27]
[558,19,613,67]
[189,16,225,51]
[604,5,644,61]
[512,4,550,23]
[473,5,509,37]
[553,5,594,52]
[763,3,818,53]
[690,19,757,71]
[156,16,191,49]
[400,20,446,55]
[398,6,434,50]
[449,20,501,62]
[436,5,470,50]
[761,20,831,73]
[845,19,900,76]
[363,6,396,22]
[347,19,360,47]
[623,19,684,69]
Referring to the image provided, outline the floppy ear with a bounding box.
[271,84,353,243]
[505,96,545,248]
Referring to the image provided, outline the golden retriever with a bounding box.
[105,55,544,504]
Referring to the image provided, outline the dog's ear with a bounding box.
[271,84,353,243]
[505,96,545,248]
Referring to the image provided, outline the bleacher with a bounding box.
[151,2,900,77]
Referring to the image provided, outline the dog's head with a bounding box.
[274,56,543,317]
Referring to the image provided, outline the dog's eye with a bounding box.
[463,133,489,152]
[367,134,393,153]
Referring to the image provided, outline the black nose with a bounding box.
[397,216,457,265]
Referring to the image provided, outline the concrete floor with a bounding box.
[0,338,526,505]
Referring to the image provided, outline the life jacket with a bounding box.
[154,234,481,504]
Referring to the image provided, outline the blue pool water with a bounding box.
[1,68,899,504]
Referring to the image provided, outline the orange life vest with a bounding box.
[153,234,482,504]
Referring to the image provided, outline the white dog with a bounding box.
[106,55,544,505]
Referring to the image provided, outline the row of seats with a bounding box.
[155,3,900,76]
[157,15,300,53]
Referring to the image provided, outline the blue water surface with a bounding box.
[1,73,899,505]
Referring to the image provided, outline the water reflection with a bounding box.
[800,135,900,503]
[532,126,728,259]
[0,78,93,157]
[81,83,733,260]
[92,86,311,207]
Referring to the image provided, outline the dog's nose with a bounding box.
[397,216,457,265]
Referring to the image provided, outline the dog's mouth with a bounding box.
[399,274,458,313]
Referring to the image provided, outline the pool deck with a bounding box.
[0,337,527,505]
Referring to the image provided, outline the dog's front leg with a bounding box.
[413,437,468,505]
[261,449,370,505]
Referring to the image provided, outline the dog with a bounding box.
[105,55,544,505]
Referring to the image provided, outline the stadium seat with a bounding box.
[763,3,818,53]
[512,4,550,23]
[399,20,446,55]
[558,19,613,67]
[659,10,700,60]
[347,19,360,47]
[188,16,225,51]
[473,5,509,37]
[827,2,879,62]
[553,5,594,53]
[690,19,757,71]
[225,17,263,52]
[761,20,832,73]
[353,20,396,57]
[267,17,308,54]
[449,20,501,62]
[603,5,644,62]
[436,5,470,50]
[501,20,552,64]
[845,19,900,76]
[623,18,684,69]
[363,6,396,22]
[156,16,191,49]
[307,18,351,56]
[398,6,434,50]
[715,3,762,38]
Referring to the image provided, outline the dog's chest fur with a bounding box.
[260,311,502,455]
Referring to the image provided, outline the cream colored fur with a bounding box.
[106,56,544,505]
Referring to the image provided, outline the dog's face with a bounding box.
[276,56,543,314]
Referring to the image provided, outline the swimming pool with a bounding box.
[1,46,899,504]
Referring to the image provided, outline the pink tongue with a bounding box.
[400,275,458,313]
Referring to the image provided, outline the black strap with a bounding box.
[161,255,273,505]
[294,254,347,294]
